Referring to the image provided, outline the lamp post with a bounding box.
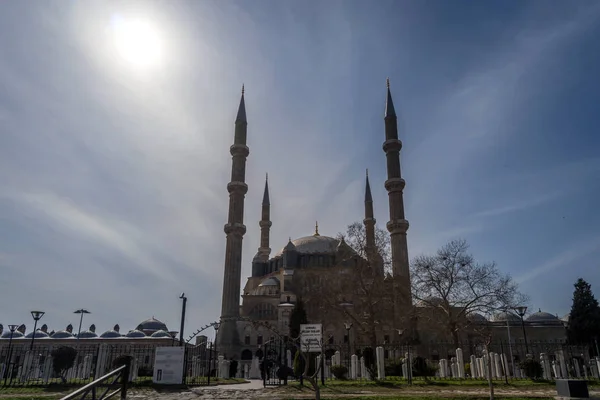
[514,306,529,355]
[503,311,517,378]
[397,329,412,384]
[3,324,18,385]
[179,293,187,346]
[30,311,45,350]
[344,322,353,371]
[213,322,220,377]
[73,309,90,341]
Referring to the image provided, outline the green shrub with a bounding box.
[385,359,404,376]
[51,347,78,383]
[464,362,471,377]
[412,356,437,377]
[331,364,348,379]
[293,350,306,376]
[519,359,543,380]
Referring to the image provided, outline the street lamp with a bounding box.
[344,322,353,370]
[73,309,91,341]
[3,324,18,385]
[30,311,45,350]
[502,310,517,378]
[397,329,412,384]
[179,293,187,347]
[513,306,529,355]
[169,331,179,346]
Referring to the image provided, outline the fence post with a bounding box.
[120,358,130,400]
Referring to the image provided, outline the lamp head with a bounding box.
[74,309,91,314]
[514,306,528,317]
[180,292,186,299]
[8,324,18,332]
[30,311,45,321]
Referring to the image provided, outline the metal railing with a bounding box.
[60,359,130,400]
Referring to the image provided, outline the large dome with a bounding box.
[526,310,560,322]
[274,235,343,257]
[136,317,168,333]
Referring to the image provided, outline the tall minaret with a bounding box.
[363,169,383,274]
[383,79,411,303]
[219,86,249,355]
[258,173,272,261]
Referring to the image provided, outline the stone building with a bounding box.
[216,81,569,362]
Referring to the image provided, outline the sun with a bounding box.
[111,17,163,68]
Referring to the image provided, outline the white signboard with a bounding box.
[153,346,185,384]
[300,323,322,353]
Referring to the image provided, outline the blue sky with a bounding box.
[1,0,599,338]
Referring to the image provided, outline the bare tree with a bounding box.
[337,221,391,275]
[411,239,527,347]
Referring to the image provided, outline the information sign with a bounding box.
[300,323,322,353]
[152,346,185,384]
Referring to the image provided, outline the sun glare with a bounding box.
[111,17,163,68]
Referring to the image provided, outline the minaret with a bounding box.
[363,169,383,274]
[219,85,249,355]
[383,78,411,302]
[258,173,272,260]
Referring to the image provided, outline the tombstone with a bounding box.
[494,353,502,379]
[456,348,465,378]
[249,356,261,379]
[375,347,385,380]
[360,356,368,380]
[539,354,550,380]
[583,364,588,380]
[350,354,358,380]
[286,349,292,368]
[500,354,509,378]
[470,355,477,378]
[556,349,568,378]
[481,355,488,379]
[42,356,53,384]
[552,361,560,379]
[129,357,138,381]
[95,344,109,379]
[334,350,341,366]
[438,360,445,378]
[450,357,457,378]
[19,351,34,382]
[574,359,582,378]
[595,357,600,379]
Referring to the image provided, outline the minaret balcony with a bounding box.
[384,177,405,193]
[259,220,272,228]
[386,219,409,235]
[227,181,248,194]
[224,223,247,236]
[230,144,250,157]
[382,139,402,152]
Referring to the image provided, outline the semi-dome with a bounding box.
[125,330,146,338]
[24,330,50,339]
[561,313,570,323]
[100,330,122,338]
[136,317,168,333]
[51,330,74,339]
[77,331,98,339]
[274,235,346,257]
[150,330,172,338]
[251,277,280,296]
[526,310,560,322]
[1,331,24,339]
[492,311,521,322]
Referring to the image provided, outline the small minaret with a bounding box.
[258,173,272,260]
[219,85,250,354]
[383,79,411,301]
[363,169,383,274]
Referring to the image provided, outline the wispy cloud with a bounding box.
[517,236,600,284]
[472,191,563,218]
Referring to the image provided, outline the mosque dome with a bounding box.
[136,317,168,333]
[51,330,74,339]
[526,310,560,322]
[99,330,122,338]
[77,331,98,339]
[492,311,521,322]
[150,330,172,338]
[274,235,349,257]
[467,313,488,323]
[1,331,24,339]
[24,330,50,339]
[125,330,146,338]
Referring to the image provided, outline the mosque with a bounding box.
[216,81,570,362]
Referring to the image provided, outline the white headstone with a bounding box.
[249,356,261,379]
[376,346,385,380]
[557,349,568,378]
[95,344,109,379]
[456,348,465,378]
[351,354,358,380]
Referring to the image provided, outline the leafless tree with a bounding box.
[411,238,528,347]
[336,221,392,275]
